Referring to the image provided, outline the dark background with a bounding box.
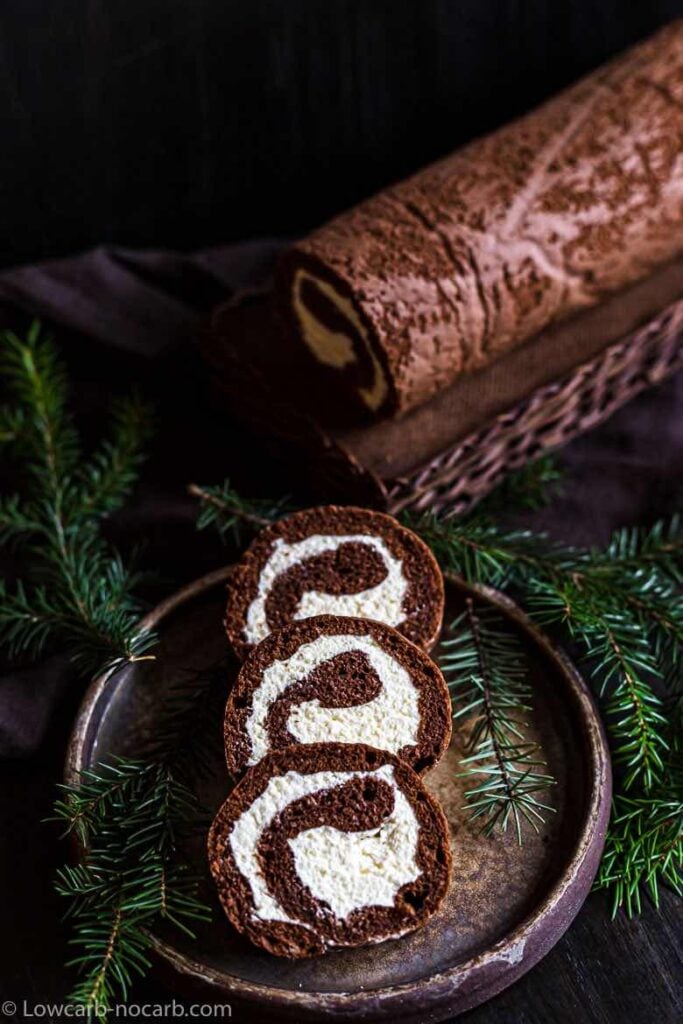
[0,0,681,267]
[1,3,682,1024]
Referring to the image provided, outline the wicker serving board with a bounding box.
[66,567,611,1022]
[203,258,683,516]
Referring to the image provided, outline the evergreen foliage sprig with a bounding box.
[0,322,156,677]
[593,701,683,916]
[51,604,227,1016]
[54,758,210,1017]
[472,453,563,514]
[406,507,682,793]
[442,599,555,842]
[188,480,291,544]
[594,766,683,917]
[0,325,211,1012]
[405,468,682,911]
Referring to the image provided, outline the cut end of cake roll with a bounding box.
[224,505,445,661]
[224,614,452,776]
[278,250,399,420]
[208,743,452,958]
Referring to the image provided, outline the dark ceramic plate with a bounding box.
[66,567,611,1023]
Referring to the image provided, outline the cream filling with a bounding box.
[229,765,421,924]
[244,533,408,646]
[245,633,420,765]
[292,268,388,410]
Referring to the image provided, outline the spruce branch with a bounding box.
[409,502,682,794]
[0,493,43,545]
[54,758,211,1019]
[0,404,24,443]
[442,600,555,842]
[409,465,682,905]
[53,654,226,1015]
[2,320,80,484]
[588,617,667,791]
[188,480,291,543]
[76,395,153,519]
[595,791,683,917]
[524,563,677,792]
[404,509,553,588]
[0,322,155,678]
[593,730,683,916]
[604,517,683,583]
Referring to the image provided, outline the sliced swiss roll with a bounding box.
[224,505,444,661]
[224,615,451,776]
[208,743,452,957]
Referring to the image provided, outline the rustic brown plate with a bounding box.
[66,566,611,1023]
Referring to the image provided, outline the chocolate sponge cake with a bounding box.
[278,21,683,418]
[208,743,452,957]
[224,615,452,776]
[224,505,444,661]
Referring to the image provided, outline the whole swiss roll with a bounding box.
[278,20,683,419]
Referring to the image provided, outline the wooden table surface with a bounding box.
[0,2,681,1020]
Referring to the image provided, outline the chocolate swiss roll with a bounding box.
[224,615,452,776]
[208,743,452,957]
[224,505,444,660]
[278,20,683,418]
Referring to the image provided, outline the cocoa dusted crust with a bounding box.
[224,505,444,661]
[224,615,452,776]
[207,743,452,958]
[278,20,683,418]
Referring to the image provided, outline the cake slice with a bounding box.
[224,614,452,776]
[208,743,452,958]
[224,505,444,661]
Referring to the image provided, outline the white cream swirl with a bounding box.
[245,632,420,765]
[244,533,408,645]
[229,765,421,923]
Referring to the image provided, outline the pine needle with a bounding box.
[406,462,682,908]
[593,729,683,916]
[442,599,555,842]
[51,647,226,1017]
[0,321,156,678]
[54,755,212,1018]
[188,480,291,544]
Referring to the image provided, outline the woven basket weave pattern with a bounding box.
[386,300,683,518]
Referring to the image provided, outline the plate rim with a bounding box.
[65,565,612,1021]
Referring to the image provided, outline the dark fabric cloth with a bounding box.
[0,241,284,757]
[0,241,283,355]
[0,241,680,758]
